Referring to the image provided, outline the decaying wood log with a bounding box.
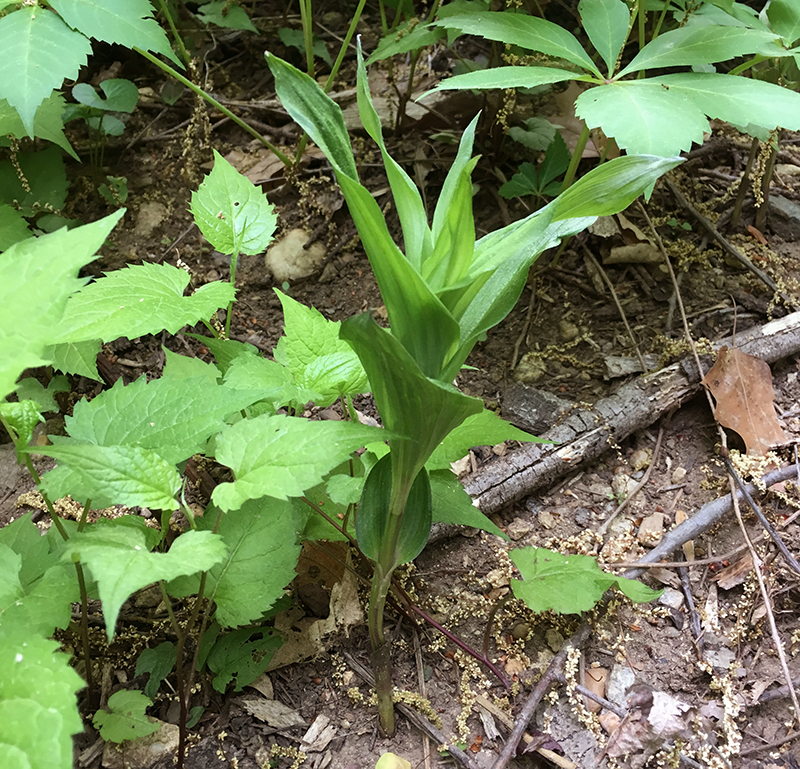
[463,311,800,515]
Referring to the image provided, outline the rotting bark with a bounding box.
[463,311,800,516]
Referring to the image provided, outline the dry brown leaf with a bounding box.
[713,552,754,590]
[701,346,787,455]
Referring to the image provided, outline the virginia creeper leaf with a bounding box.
[578,0,630,76]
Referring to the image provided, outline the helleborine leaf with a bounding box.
[52,262,235,345]
[768,0,800,44]
[212,414,387,510]
[0,94,77,161]
[0,632,84,769]
[190,149,277,255]
[48,0,181,66]
[429,470,506,539]
[273,290,368,404]
[36,444,181,511]
[66,525,226,639]
[72,78,139,113]
[357,454,432,567]
[510,547,662,614]
[92,690,159,743]
[62,374,266,464]
[427,408,545,471]
[0,211,123,401]
[435,12,601,76]
[0,5,92,134]
[618,24,783,77]
[424,66,579,94]
[45,340,101,380]
[578,0,630,77]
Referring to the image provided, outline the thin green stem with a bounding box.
[74,561,96,698]
[134,47,292,166]
[652,0,669,39]
[560,122,591,192]
[729,55,766,77]
[155,0,192,68]
[298,0,315,76]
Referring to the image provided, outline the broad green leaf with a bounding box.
[174,499,301,627]
[162,347,220,383]
[768,0,800,44]
[376,754,412,769]
[222,353,302,411]
[425,66,579,94]
[429,470,506,539]
[0,545,23,607]
[62,374,266,464]
[435,12,601,75]
[357,454,432,567]
[37,444,181,511]
[15,375,69,414]
[510,547,662,614]
[619,25,782,76]
[190,334,259,373]
[499,163,541,199]
[45,340,101,380]
[274,290,368,405]
[0,514,51,589]
[212,414,387,510]
[427,409,544,471]
[72,79,139,112]
[0,204,31,251]
[0,211,123,400]
[0,94,77,161]
[49,0,181,65]
[135,642,177,699]
[206,625,282,692]
[0,146,68,217]
[340,312,483,485]
[93,690,159,743]
[196,1,258,32]
[575,82,708,156]
[578,0,630,76]
[0,631,83,769]
[190,149,277,255]
[366,21,443,64]
[53,262,235,345]
[0,6,92,134]
[507,117,557,151]
[65,524,226,638]
[0,401,43,453]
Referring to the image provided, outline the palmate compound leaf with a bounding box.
[0,630,84,769]
[36,444,182,511]
[510,547,661,615]
[168,499,301,628]
[51,262,235,346]
[191,149,277,255]
[0,5,92,135]
[212,414,387,511]
[273,290,369,405]
[64,523,227,639]
[0,210,124,400]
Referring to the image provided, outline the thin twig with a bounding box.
[511,285,536,371]
[740,729,800,756]
[677,554,704,658]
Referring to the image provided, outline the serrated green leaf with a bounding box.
[426,65,578,94]
[0,6,92,134]
[357,454,431,566]
[191,149,277,255]
[274,290,368,405]
[0,211,123,401]
[93,690,160,743]
[222,353,301,411]
[435,12,600,75]
[429,469,506,538]
[45,340,101,380]
[62,374,268,464]
[619,25,782,77]
[49,0,181,65]
[0,631,84,769]
[53,262,235,345]
[427,409,544,471]
[189,334,259,373]
[0,514,51,588]
[72,79,139,112]
[768,0,800,44]
[37,444,181,511]
[507,117,557,151]
[162,347,220,383]
[0,146,68,217]
[65,525,226,639]
[366,21,443,64]
[0,545,23,607]
[135,642,177,699]
[212,414,386,510]
[578,0,630,76]
[499,167,539,199]
[0,203,31,251]
[510,547,662,614]
[206,625,282,692]
[0,401,43,452]
[197,1,258,32]
[15,375,69,414]
[325,473,363,506]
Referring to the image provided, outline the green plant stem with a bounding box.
[637,0,645,53]
[298,0,315,76]
[731,136,759,229]
[134,47,292,166]
[155,0,192,69]
[74,560,96,699]
[652,0,669,39]
[22,454,70,541]
[729,55,767,77]
[560,122,591,192]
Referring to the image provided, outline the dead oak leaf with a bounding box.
[701,346,787,456]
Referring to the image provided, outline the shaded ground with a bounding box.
[2,6,800,768]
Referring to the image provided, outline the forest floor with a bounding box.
[2,4,800,768]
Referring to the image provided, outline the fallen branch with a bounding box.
[463,312,800,515]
